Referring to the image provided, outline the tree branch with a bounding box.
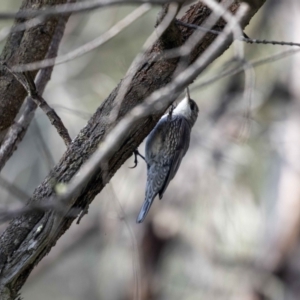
[0,0,72,135]
[1,66,72,146]
[11,4,152,72]
[0,2,73,171]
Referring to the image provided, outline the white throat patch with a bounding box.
[173,96,191,119]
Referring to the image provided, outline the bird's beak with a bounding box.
[186,87,191,102]
[183,94,189,105]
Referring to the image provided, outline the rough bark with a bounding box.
[0,0,266,298]
[0,0,70,135]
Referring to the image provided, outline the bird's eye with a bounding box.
[190,101,195,110]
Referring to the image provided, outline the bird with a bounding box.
[136,89,199,223]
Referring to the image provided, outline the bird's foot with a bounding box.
[129,149,146,168]
[242,32,250,39]
[76,205,89,224]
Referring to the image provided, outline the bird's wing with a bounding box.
[136,163,169,223]
[145,116,168,160]
[159,117,191,199]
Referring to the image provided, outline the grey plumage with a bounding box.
[137,93,199,223]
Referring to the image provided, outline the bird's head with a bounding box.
[173,88,199,127]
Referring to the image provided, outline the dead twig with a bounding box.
[2,64,72,146]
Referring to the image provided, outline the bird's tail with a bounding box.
[136,199,154,223]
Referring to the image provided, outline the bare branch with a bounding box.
[177,20,300,47]
[0,0,172,20]
[0,16,45,44]
[0,0,72,133]
[193,48,300,91]
[0,176,30,201]
[0,203,80,224]
[2,63,71,146]
[11,4,152,72]
[0,12,70,171]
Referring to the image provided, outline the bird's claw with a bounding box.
[129,154,138,169]
[242,32,250,39]
[129,149,146,169]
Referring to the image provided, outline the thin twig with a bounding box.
[201,0,244,59]
[2,64,72,146]
[11,4,152,72]
[0,176,80,224]
[174,0,242,77]
[0,176,31,201]
[192,48,300,91]
[0,203,80,224]
[176,20,300,48]
[33,119,55,170]
[242,37,300,47]
[0,0,172,20]
[0,16,45,44]
[51,105,92,120]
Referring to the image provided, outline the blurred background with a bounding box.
[1,0,300,299]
